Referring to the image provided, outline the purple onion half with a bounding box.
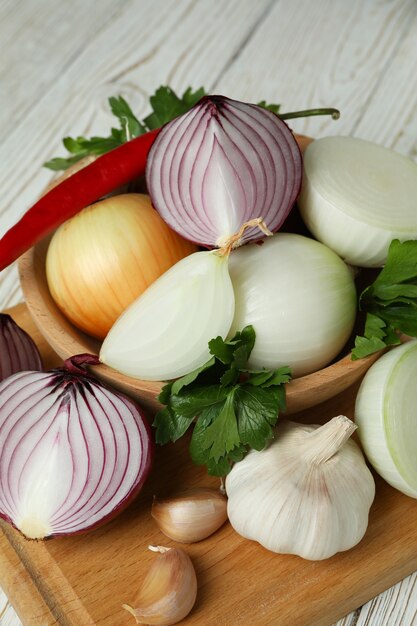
[0,313,42,381]
[146,95,303,248]
[0,355,153,539]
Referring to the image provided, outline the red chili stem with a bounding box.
[0,129,160,271]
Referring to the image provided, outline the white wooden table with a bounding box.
[1,0,417,624]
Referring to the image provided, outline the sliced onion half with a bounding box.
[100,250,235,380]
[298,136,417,267]
[0,359,153,539]
[355,339,417,498]
[146,95,302,248]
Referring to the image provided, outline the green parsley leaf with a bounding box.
[169,385,230,421]
[44,85,338,170]
[152,406,193,445]
[257,100,281,114]
[246,365,292,388]
[143,86,207,130]
[208,335,235,364]
[108,95,146,141]
[351,312,394,360]
[170,357,215,395]
[353,239,417,358]
[235,386,278,449]
[181,86,207,108]
[44,85,207,170]
[43,154,88,171]
[199,391,240,462]
[62,136,85,153]
[154,326,292,475]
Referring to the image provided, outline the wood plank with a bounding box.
[352,6,417,156]
[2,304,417,626]
[0,0,127,142]
[215,0,417,138]
[356,573,417,626]
[0,532,57,626]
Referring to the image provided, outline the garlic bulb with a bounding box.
[100,250,235,380]
[152,488,228,543]
[226,416,375,560]
[123,546,197,625]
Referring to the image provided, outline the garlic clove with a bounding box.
[122,546,197,625]
[151,488,228,543]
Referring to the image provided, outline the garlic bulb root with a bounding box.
[122,546,197,625]
[226,416,375,561]
[151,488,228,543]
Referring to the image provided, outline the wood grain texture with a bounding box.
[356,574,417,626]
[2,1,417,624]
[0,0,127,142]
[215,0,417,139]
[1,304,417,626]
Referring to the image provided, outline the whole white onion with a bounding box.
[228,233,357,377]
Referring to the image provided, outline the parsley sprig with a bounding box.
[154,325,291,476]
[44,86,206,171]
[352,239,417,359]
[44,85,339,171]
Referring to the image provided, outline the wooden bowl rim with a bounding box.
[17,132,383,413]
[18,238,383,414]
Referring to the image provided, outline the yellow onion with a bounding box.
[46,194,196,339]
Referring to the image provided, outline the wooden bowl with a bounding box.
[18,135,383,414]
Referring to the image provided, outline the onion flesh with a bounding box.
[46,193,196,339]
[355,340,417,498]
[0,357,153,538]
[0,313,42,381]
[100,250,235,380]
[146,95,302,248]
[298,136,417,267]
[228,233,357,377]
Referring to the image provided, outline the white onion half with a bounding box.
[228,233,357,377]
[100,251,235,380]
[298,136,417,267]
[355,340,417,498]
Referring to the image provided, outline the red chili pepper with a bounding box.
[0,129,160,271]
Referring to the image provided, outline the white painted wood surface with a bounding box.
[1,0,417,624]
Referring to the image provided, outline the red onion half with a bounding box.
[0,355,153,539]
[146,95,302,248]
[0,313,42,381]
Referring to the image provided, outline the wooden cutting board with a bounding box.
[1,303,417,626]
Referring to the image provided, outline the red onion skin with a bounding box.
[0,358,154,538]
[146,95,303,248]
[0,314,42,381]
